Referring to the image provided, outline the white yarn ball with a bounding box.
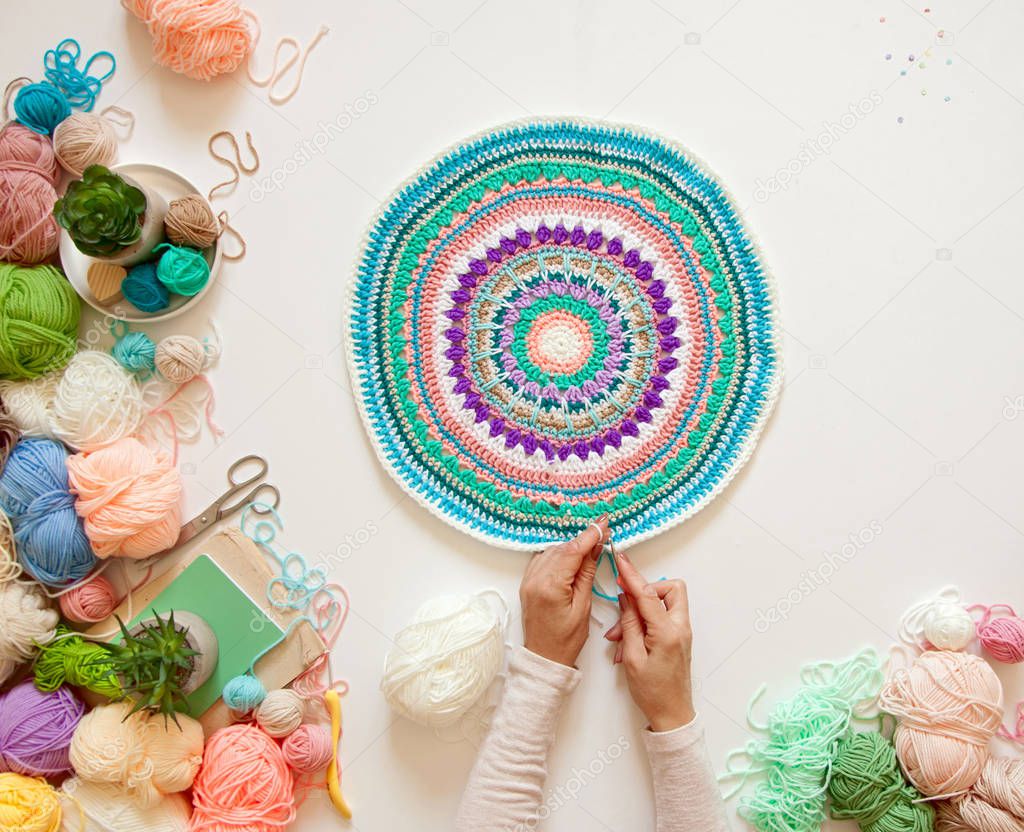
[381,591,508,728]
[0,372,61,437]
[255,688,305,738]
[53,113,119,177]
[60,777,190,832]
[0,579,58,685]
[51,351,145,451]
[925,602,976,651]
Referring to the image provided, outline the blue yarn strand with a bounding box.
[43,38,115,112]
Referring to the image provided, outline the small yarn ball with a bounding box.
[111,330,156,373]
[69,701,203,808]
[13,83,70,135]
[164,194,218,249]
[0,168,59,265]
[58,575,118,624]
[153,243,210,296]
[0,438,95,586]
[122,261,170,313]
[977,609,1024,664]
[60,777,190,832]
[0,681,84,778]
[33,625,120,698]
[281,724,334,774]
[255,689,305,738]
[925,602,976,651]
[879,650,1003,797]
[51,351,145,451]
[382,592,507,728]
[0,264,80,380]
[154,335,206,384]
[189,724,296,832]
[222,673,266,713]
[0,580,57,686]
[0,123,59,185]
[0,772,61,832]
[67,436,182,559]
[124,0,255,82]
[51,113,118,177]
[0,374,59,437]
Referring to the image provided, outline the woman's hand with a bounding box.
[519,518,608,667]
[605,550,696,732]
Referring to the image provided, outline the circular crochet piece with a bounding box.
[347,121,781,549]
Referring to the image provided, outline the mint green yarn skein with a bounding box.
[153,243,209,296]
[0,263,81,380]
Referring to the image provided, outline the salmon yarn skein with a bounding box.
[0,166,59,265]
[58,574,118,624]
[123,0,254,82]
[936,757,1024,831]
[67,437,182,559]
[281,724,333,774]
[879,651,1003,798]
[0,124,59,185]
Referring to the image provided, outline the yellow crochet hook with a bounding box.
[325,689,352,819]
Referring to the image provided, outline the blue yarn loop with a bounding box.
[44,38,115,112]
[13,82,71,135]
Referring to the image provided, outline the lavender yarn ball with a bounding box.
[0,680,84,776]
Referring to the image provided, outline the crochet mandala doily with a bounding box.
[347,121,780,549]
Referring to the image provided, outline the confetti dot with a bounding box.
[946,58,953,65]
[944,95,951,102]
[885,53,893,60]
[919,62,927,69]
[921,89,928,96]
[900,69,908,76]
[879,15,886,22]
[909,54,916,61]
[897,116,904,123]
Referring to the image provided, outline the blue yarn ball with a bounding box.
[111,331,156,373]
[13,82,71,135]
[223,674,267,712]
[0,437,96,586]
[153,243,210,296]
[122,262,170,313]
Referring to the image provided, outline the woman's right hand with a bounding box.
[605,550,696,732]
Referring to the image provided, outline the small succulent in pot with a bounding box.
[54,164,147,257]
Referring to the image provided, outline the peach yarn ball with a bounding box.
[281,724,334,774]
[58,575,118,624]
[0,166,59,265]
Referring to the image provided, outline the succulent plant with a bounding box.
[53,164,146,257]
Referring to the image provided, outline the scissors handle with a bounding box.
[227,455,270,488]
[217,481,280,520]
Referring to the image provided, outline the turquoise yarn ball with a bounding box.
[122,262,170,313]
[14,83,71,135]
[153,243,210,297]
[112,331,156,373]
[223,674,267,712]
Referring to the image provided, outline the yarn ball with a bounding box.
[67,436,182,559]
[828,731,934,832]
[51,351,145,451]
[0,123,60,185]
[0,508,16,581]
[0,264,80,380]
[0,168,59,265]
[123,0,255,82]
[936,757,1024,831]
[879,650,1003,798]
[59,777,190,832]
[153,243,210,296]
[69,701,203,808]
[51,113,118,177]
[976,608,1024,664]
[33,625,120,698]
[0,580,57,686]
[0,438,95,586]
[122,261,170,313]
[58,574,118,624]
[255,689,305,738]
[0,416,18,473]
[13,83,70,135]
[111,330,156,373]
[0,681,83,778]
[281,724,334,774]
[925,602,976,651]
[222,673,266,713]
[0,374,60,437]
[382,593,507,728]
[164,194,218,249]
[0,772,61,832]
[154,335,206,384]
[189,724,296,832]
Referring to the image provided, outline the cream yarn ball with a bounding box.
[0,579,58,686]
[925,602,976,651]
[381,591,508,728]
[52,113,118,177]
[51,352,145,451]
[60,777,190,832]
[154,336,207,385]
[0,373,60,437]
[255,689,305,738]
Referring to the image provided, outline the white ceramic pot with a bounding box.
[83,172,168,267]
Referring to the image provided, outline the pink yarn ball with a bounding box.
[0,166,59,264]
[0,123,60,186]
[59,575,118,624]
[281,724,333,774]
[978,615,1024,664]
[125,0,255,82]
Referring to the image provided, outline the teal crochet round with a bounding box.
[347,121,781,549]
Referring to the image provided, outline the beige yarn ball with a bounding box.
[164,194,219,249]
[60,777,191,832]
[255,689,305,738]
[0,579,58,685]
[154,335,206,384]
[52,113,118,177]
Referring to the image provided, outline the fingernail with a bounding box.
[597,514,609,525]
[603,627,614,639]
[617,593,625,607]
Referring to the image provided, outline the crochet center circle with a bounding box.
[347,121,781,549]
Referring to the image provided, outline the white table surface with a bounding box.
[6,1,1024,829]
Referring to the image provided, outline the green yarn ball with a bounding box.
[153,242,210,296]
[0,263,81,380]
[829,732,934,832]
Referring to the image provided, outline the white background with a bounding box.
[6,1,1024,829]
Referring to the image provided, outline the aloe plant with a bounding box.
[54,165,146,257]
